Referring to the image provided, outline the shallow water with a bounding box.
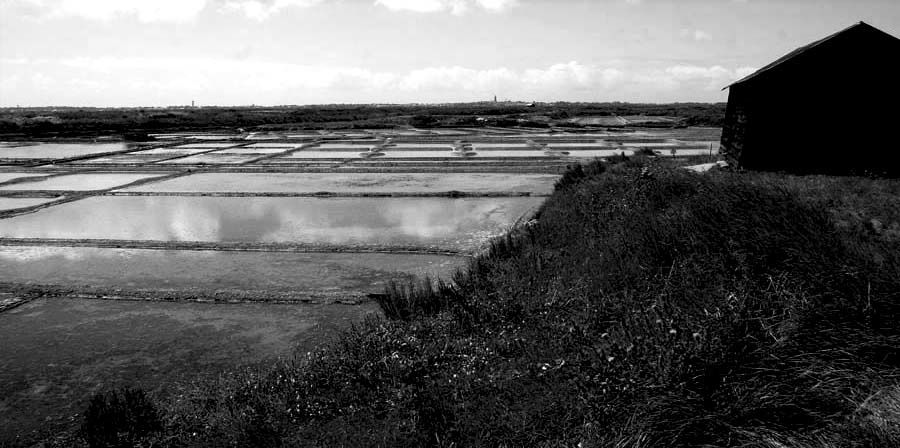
[342,149,629,159]
[0,173,168,191]
[615,142,678,148]
[379,150,626,159]
[285,133,327,138]
[157,154,261,164]
[380,150,554,158]
[172,143,243,149]
[0,172,50,184]
[218,146,297,154]
[283,151,366,159]
[0,196,541,251]
[120,172,559,195]
[0,197,61,212]
[246,143,307,148]
[661,149,718,156]
[541,142,605,148]
[0,298,377,444]
[78,154,178,164]
[318,143,387,149]
[0,143,128,159]
[131,147,210,155]
[0,246,466,295]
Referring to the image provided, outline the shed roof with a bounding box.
[724,22,900,90]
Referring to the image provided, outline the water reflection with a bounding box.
[0,143,129,159]
[0,172,49,184]
[0,246,467,292]
[0,173,167,191]
[121,172,559,195]
[0,197,540,251]
[0,197,60,211]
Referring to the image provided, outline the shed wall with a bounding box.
[721,26,900,175]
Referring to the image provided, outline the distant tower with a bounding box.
[493,95,497,103]
[191,100,195,107]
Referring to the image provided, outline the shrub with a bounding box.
[79,388,161,448]
[374,276,457,321]
[634,146,657,156]
[554,160,605,190]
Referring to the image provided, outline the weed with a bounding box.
[129,161,900,447]
[79,388,161,448]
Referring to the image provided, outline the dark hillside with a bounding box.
[77,162,900,447]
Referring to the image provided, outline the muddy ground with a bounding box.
[0,298,379,444]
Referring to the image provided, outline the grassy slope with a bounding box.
[95,161,900,447]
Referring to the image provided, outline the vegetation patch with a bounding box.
[75,160,900,447]
[0,103,726,138]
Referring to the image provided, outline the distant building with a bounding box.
[720,22,900,175]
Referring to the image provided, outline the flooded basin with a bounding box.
[0,198,61,212]
[0,173,170,191]
[614,142,679,148]
[172,143,243,149]
[157,154,261,164]
[0,196,541,251]
[377,150,552,159]
[0,298,377,444]
[318,143,380,149]
[0,143,128,159]
[75,154,179,165]
[0,172,50,184]
[282,151,363,159]
[131,147,214,155]
[662,148,718,156]
[285,133,327,138]
[149,134,242,140]
[0,246,467,297]
[246,143,307,149]
[118,172,559,195]
[218,146,298,154]
[372,150,615,159]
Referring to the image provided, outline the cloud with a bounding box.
[660,64,756,89]
[0,0,324,22]
[218,0,324,21]
[0,58,756,106]
[53,0,207,22]
[374,0,519,15]
[680,28,713,42]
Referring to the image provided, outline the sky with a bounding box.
[1,0,899,106]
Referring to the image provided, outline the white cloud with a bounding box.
[219,0,324,21]
[374,0,518,15]
[0,0,324,22]
[0,58,757,106]
[56,0,208,22]
[472,0,518,12]
[665,65,729,81]
[660,64,756,90]
[680,28,713,42]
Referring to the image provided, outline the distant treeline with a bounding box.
[0,103,726,138]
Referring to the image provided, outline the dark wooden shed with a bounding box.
[720,22,900,175]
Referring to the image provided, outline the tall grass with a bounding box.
[374,276,456,321]
[82,160,900,447]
